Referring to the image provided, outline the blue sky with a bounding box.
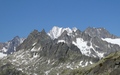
[0,0,120,42]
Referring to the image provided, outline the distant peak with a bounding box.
[72,27,77,32]
[30,29,39,36]
[12,36,20,41]
[41,29,46,33]
[85,27,117,38]
[14,36,20,39]
[48,26,78,39]
[52,26,77,32]
[32,29,39,33]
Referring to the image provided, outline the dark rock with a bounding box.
[84,27,118,38]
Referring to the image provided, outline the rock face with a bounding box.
[0,36,25,58]
[17,29,51,51]
[52,26,120,59]
[84,27,118,38]
[0,26,120,75]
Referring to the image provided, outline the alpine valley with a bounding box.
[0,26,120,75]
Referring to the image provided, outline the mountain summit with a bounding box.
[0,36,25,58]
[84,27,117,38]
[48,26,78,39]
[0,26,120,75]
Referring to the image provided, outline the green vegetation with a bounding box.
[61,51,120,75]
[0,63,26,75]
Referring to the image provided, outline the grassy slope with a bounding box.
[61,51,120,75]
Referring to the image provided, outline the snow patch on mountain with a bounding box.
[20,38,25,44]
[31,46,41,51]
[0,53,7,58]
[72,38,93,57]
[79,61,89,67]
[102,38,120,46]
[2,47,7,52]
[58,40,65,43]
[92,48,104,58]
[72,38,104,58]
[32,42,37,46]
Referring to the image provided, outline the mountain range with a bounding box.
[0,26,120,75]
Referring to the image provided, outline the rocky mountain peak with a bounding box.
[29,29,39,37]
[48,26,78,39]
[84,27,117,38]
[41,29,46,34]
[12,36,20,40]
[11,36,24,44]
[0,26,120,75]
[16,29,51,51]
[0,36,25,58]
[27,29,49,41]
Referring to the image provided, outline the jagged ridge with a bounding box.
[0,26,120,75]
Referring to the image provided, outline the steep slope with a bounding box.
[65,51,120,75]
[87,51,120,75]
[0,36,25,58]
[17,29,52,51]
[50,26,120,59]
[0,62,27,75]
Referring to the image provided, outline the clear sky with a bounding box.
[0,0,120,42]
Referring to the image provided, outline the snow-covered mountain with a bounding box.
[0,36,25,58]
[48,26,120,59]
[48,26,77,39]
[0,26,120,75]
